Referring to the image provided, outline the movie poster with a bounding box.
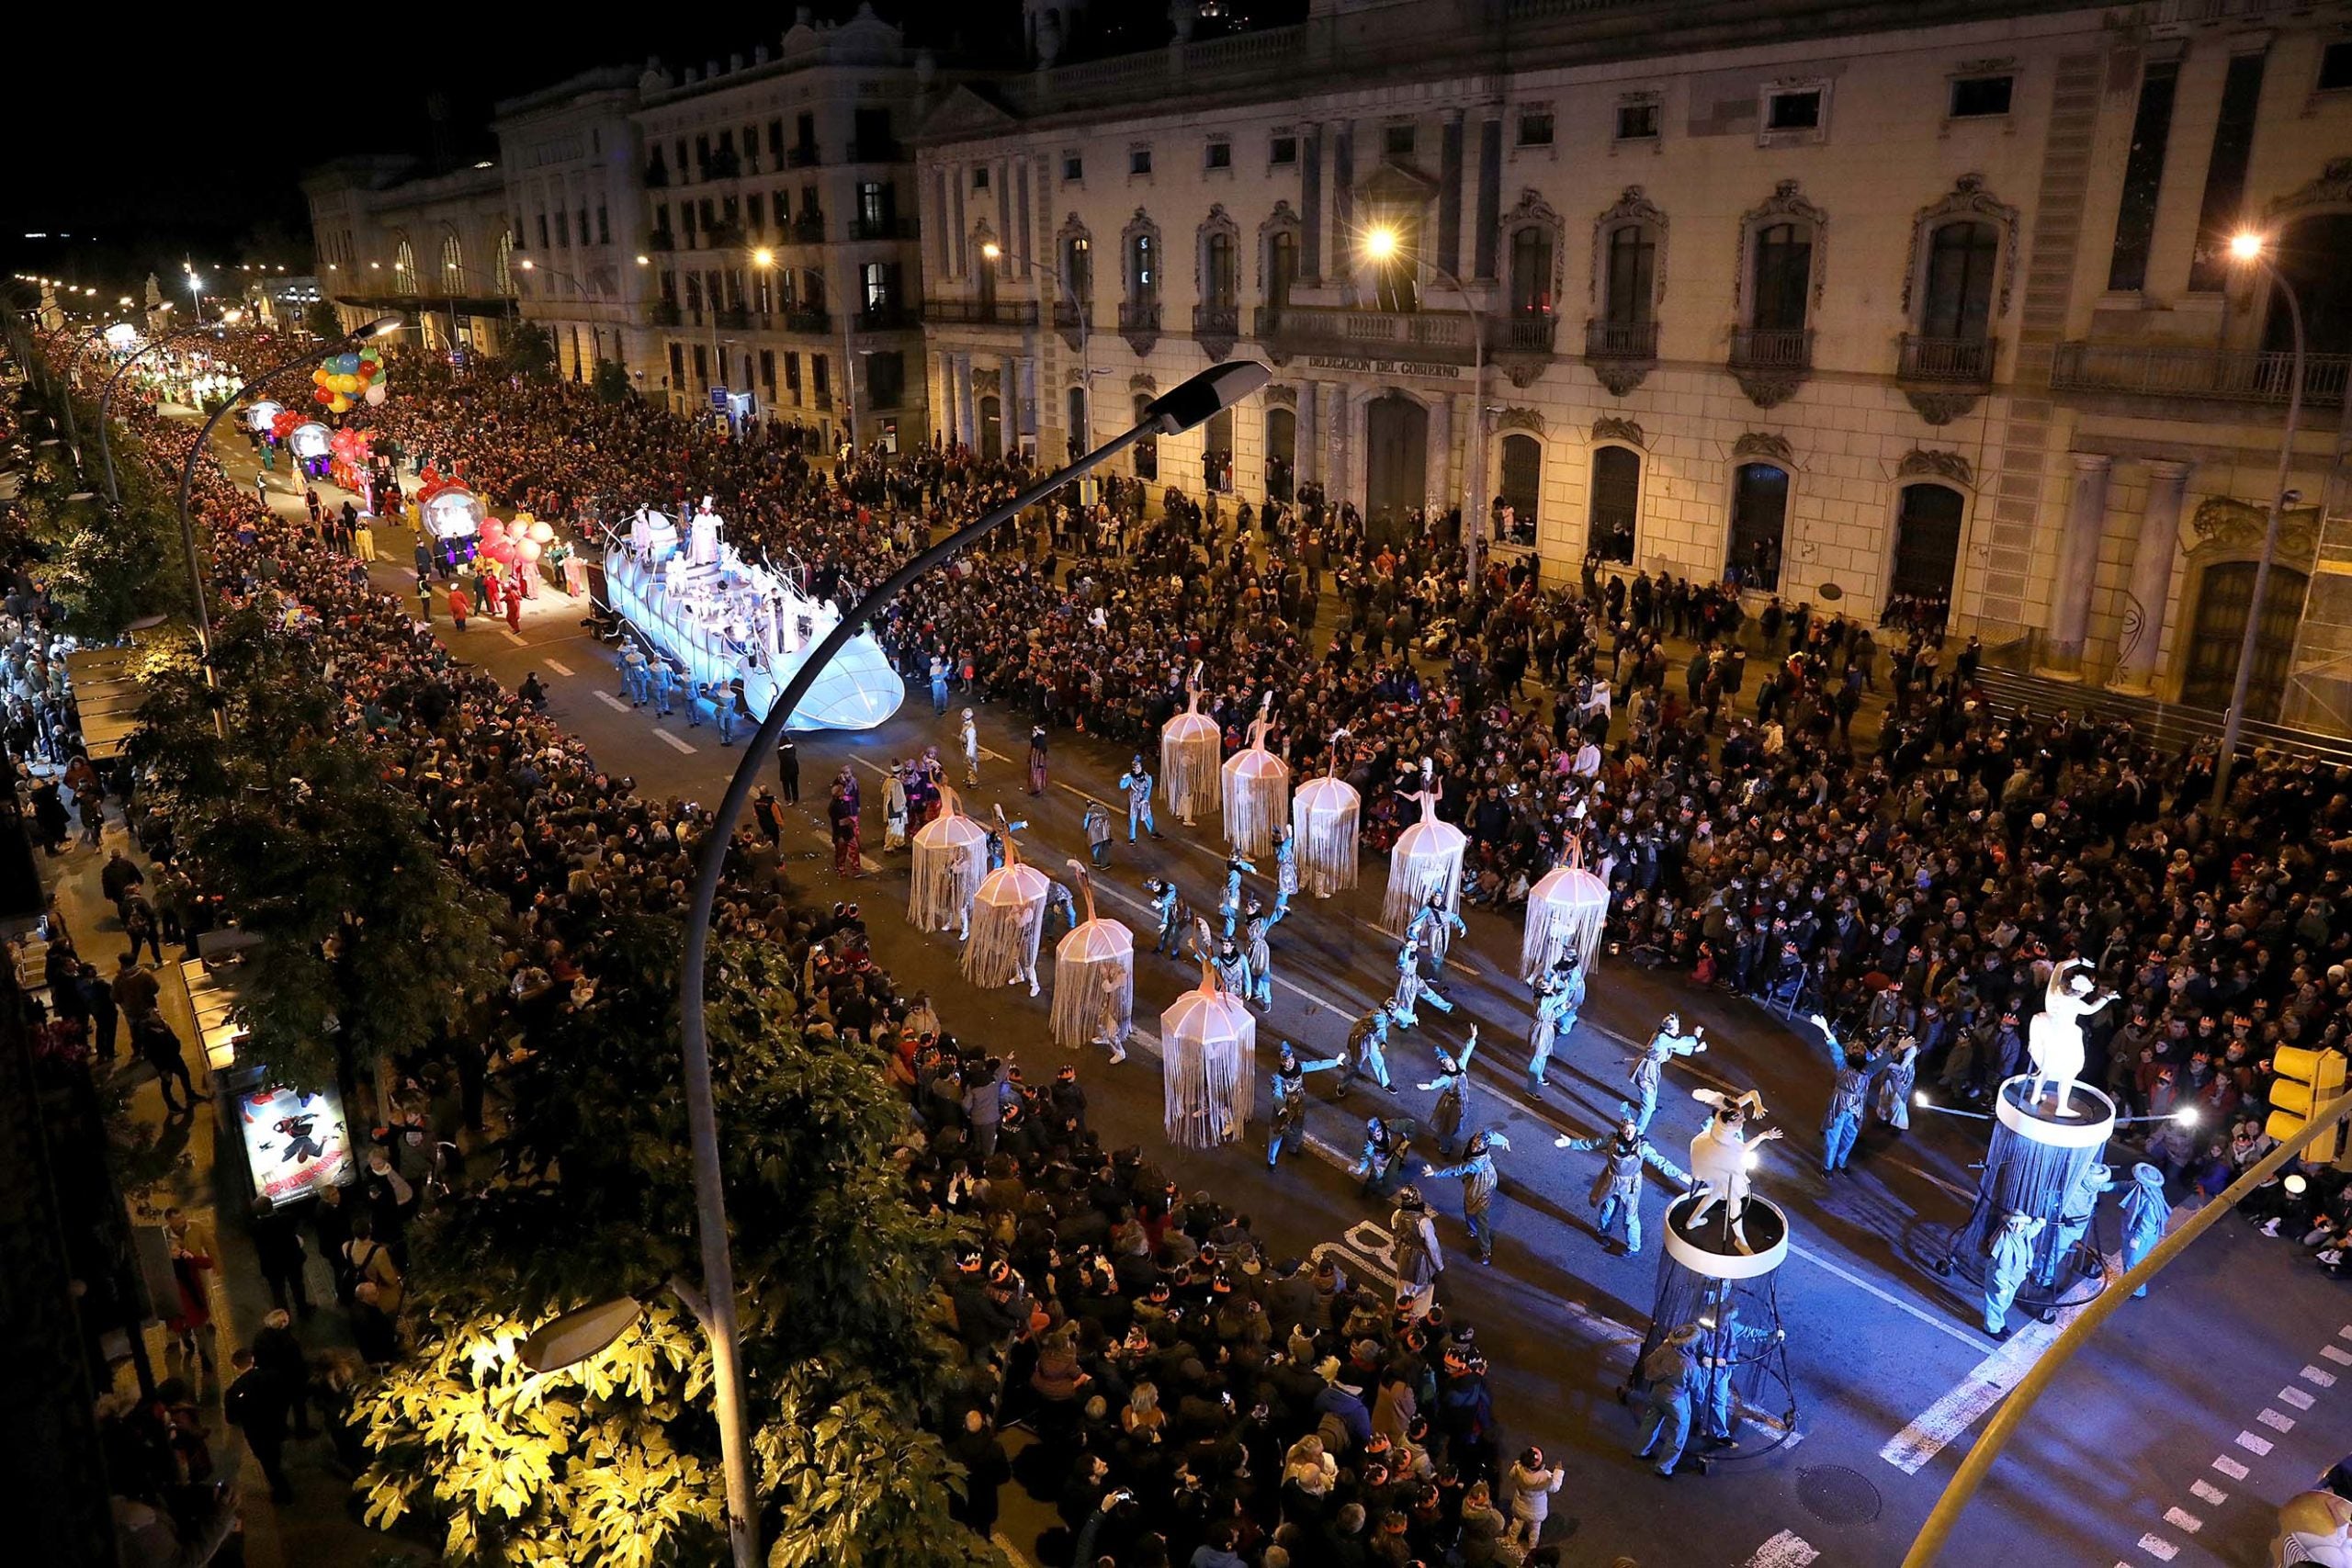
[237,1084,353,1207]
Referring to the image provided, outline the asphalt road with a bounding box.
[212,423,2352,1568]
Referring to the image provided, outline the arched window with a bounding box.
[1204,231,1238,311]
[393,239,417,288]
[1604,226,1655,328]
[1266,230,1297,316]
[1589,446,1639,563]
[1067,384,1088,461]
[1728,463,1790,590]
[1128,230,1158,307]
[1133,391,1159,480]
[1509,228,1554,316]
[1920,221,1997,342]
[440,232,465,293]
[1265,405,1296,502]
[1062,231,1091,307]
[1498,434,1541,542]
[493,231,516,296]
[1204,408,1234,492]
[1750,222,1812,333]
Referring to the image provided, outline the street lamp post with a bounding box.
[1363,225,1487,587]
[664,359,1265,1568]
[2213,231,2306,810]
[981,240,1093,461]
[174,315,404,654]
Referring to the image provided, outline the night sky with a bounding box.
[3,2,1034,300]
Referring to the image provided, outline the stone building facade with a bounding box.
[918,0,2352,716]
[303,157,519,358]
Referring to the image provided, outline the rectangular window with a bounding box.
[774,188,789,221]
[1517,111,1555,149]
[1206,141,1232,170]
[972,165,990,191]
[768,119,785,159]
[760,349,775,390]
[748,193,764,232]
[1613,103,1657,141]
[692,344,708,383]
[1270,135,1297,166]
[537,212,549,249]
[695,134,711,175]
[598,205,610,243]
[2107,59,2178,292]
[2324,40,2352,92]
[795,113,817,155]
[1130,147,1152,176]
[1766,89,1821,130]
[1064,154,1084,182]
[2188,51,2268,291]
[669,343,684,384]
[785,352,801,395]
[812,354,830,399]
[1949,74,2014,118]
[578,209,590,246]
[867,350,905,410]
[1383,124,1416,158]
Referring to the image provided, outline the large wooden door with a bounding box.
[1365,393,1428,525]
[2181,561,2307,718]
[1891,482,1965,600]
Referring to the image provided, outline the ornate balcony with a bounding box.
[1727,326,1813,410]
[847,216,915,243]
[1493,310,1557,387]
[1251,303,1476,367]
[1583,317,1657,396]
[783,307,831,333]
[922,299,1040,327]
[1119,299,1162,355]
[2050,341,2352,409]
[1897,333,1997,424]
[1193,302,1239,358]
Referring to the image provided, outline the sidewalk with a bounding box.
[40,781,422,1564]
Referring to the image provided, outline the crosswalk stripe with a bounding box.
[544,659,574,676]
[595,692,629,711]
[654,729,697,755]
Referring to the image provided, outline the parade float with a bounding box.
[602,498,903,730]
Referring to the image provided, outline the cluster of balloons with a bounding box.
[311,347,388,413]
[268,409,309,443]
[328,426,372,472]
[480,512,557,570]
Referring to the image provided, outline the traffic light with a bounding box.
[2267,1045,2349,1163]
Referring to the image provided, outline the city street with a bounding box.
[219,423,2352,1568]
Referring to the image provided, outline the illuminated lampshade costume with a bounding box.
[1052,862,1135,1052]
[1381,784,1465,936]
[1220,693,1289,858]
[1289,748,1361,899]
[1161,939,1257,1149]
[908,787,989,935]
[964,811,1051,989]
[1521,843,1609,983]
[1159,663,1220,827]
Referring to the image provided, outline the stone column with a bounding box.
[955,352,977,448]
[1424,392,1453,522]
[2039,452,2112,679]
[2109,458,2191,694]
[1297,379,1320,488]
[1322,382,1345,498]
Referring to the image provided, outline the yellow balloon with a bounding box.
[329,395,351,412]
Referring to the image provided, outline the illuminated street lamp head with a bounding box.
[980,241,1002,260]
[360,314,406,339]
[518,258,535,271]
[635,254,650,265]
[752,248,775,267]
[220,310,243,325]
[1363,225,1400,263]
[117,296,131,307]
[2230,231,2267,262]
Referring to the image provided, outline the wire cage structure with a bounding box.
[1931,1076,2117,1318]
[1623,1193,1800,1472]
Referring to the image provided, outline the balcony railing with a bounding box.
[1499,311,1557,353]
[1193,302,1240,338]
[1253,303,1476,362]
[848,216,913,242]
[786,144,820,168]
[846,139,905,163]
[1585,318,1657,359]
[784,307,832,333]
[856,305,911,332]
[715,307,752,331]
[924,299,1041,326]
[1728,326,1814,370]
[1120,301,1163,334]
[1053,299,1089,331]
[1899,333,1996,384]
[650,300,682,328]
[790,213,825,243]
[2050,341,2352,407]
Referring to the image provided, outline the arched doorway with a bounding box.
[978,395,1002,461]
[1067,385,1088,460]
[1203,408,1234,492]
[1364,392,1428,528]
[1728,463,1789,591]
[2181,560,2308,718]
[1891,482,1965,601]
[1132,392,1158,481]
[1265,406,1296,502]
[1589,446,1639,563]
[1498,434,1541,544]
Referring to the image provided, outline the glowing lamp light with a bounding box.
[102,323,137,348]
[1742,1150,1761,1171]
[635,254,650,265]
[518,258,535,271]
[2286,1173,2311,1197]
[752,248,775,267]
[980,241,1001,260]
[2173,1106,2200,1127]
[1363,225,1401,263]
[1914,1089,1933,1108]
[2229,231,2267,262]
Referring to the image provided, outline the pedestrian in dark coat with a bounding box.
[223,1348,294,1501]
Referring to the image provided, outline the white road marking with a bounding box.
[2190,1479,2227,1506]
[2162,1506,2201,1535]
[2340,1323,2352,1340]
[1791,1237,1988,1352]
[544,659,574,677]
[2325,1344,2352,1366]
[2135,1534,2177,1562]
[2279,1384,2317,1411]
[501,627,527,646]
[2258,1407,2296,1432]
[1739,1530,1820,1568]
[2306,1364,2339,1388]
[1877,1156,1978,1203]
[654,729,697,755]
[595,691,629,712]
[2212,1454,2250,1481]
[2236,1430,2275,1457]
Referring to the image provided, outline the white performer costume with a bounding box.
[1684,1089,1783,1254]
[2026,958,2115,1118]
[2273,1490,2352,1568]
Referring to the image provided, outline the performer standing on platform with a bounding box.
[1555,1118,1689,1256]
[1627,1014,1708,1134]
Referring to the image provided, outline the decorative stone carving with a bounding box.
[1263,384,1297,408]
[1501,362,1544,388]
[1734,180,1828,315]
[2188,496,2319,565]
[1900,174,2020,317]
[1733,431,1795,466]
[1496,407,1545,435]
[1589,186,1668,310]
[2267,157,2352,219]
[972,367,1002,397]
[1592,415,1645,448]
[1129,372,1159,393]
[1905,389,1983,425]
[1897,447,1974,488]
[1589,360,1652,398]
[1731,369,1806,411]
